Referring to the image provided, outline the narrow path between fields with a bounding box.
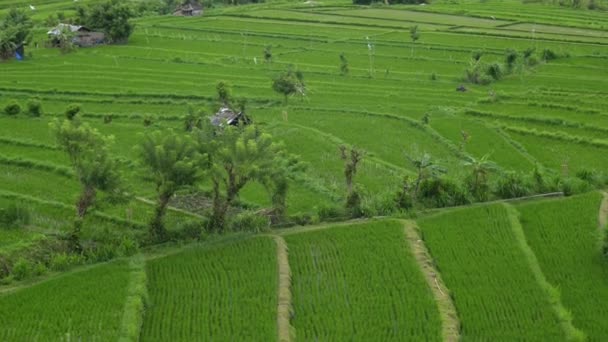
[598,191,608,229]
[274,235,294,342]
[402,220,460,342]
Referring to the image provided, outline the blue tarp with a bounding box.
[15,52,23,61]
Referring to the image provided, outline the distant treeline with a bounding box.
[353,0,428,4]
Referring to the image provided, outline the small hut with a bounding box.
[173,2,204,16]
[47,24,105,47]
[210,107,251,128]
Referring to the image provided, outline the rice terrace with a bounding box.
[1,0,608,340]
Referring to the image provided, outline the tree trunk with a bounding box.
[76,185,96,219]
[271,180,288,224]
[210,180,229,233]
[70,185,96,251]
[150,192,171,242]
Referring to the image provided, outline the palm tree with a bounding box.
[137,131,200,242]
[463,153,499,201]
[195,125,285,232]
[51,120,120,250]
[406,150,446,199]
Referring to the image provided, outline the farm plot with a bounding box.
[517,192,608,341]
[284,220,442,341]
[417,204,565,340]
[0,260,131,341]
[140,237,278,341]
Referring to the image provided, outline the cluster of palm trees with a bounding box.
[52,113,300,248]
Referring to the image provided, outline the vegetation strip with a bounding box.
[118,255,148,342]
[402,221,460,342]
[273,235,294,342]
[599,192,608,229]
[504,203,585,341]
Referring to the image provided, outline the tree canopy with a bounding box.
[137,130,200,241]
[0,9,32,60]
[77,0,135,43]
[272,66,306,104]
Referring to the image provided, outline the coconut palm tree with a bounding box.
[463,153,499,201]
[137,130,200,242]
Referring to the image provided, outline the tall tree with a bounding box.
[409,25,420,57]
[0,9,32,60]
[195,124,286,231]
[259,153,304,223]
[339,53,349,76]
[50,120,120,250]
[216,81,232,106]
[272,66,306,104]
[340,145,364,217]
[137,131,200,242]
[77,0,135,43]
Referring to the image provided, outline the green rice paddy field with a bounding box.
[1,0,608,340]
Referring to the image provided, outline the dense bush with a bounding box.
[227,211,270,233]
[360,193,399,217]
[317,204,345,221]
[171,220,207,240]
[289,212,317,226]
[0,204,31,228]
[494,172,532,199]
[11,258,32,280]
[65,104,81,120]
[417,177,470,208]
[486,63,503,80]
[49,253,83,271]
[26,99,43,117]
[4,101,21,116]
[542,49,558,61]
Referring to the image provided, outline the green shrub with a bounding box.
[49,253,79,271]
[418,177,470,208]
[171,220,207,241]
[317,204,345,221]
[494,172,532,199]
[504,49,518,71]
[12,258,32,280]
[486,63,503,80]
[560,177,593,196]
[118,236,139,256]
[471,49,484,61]
[228,211,270,233]
[143,115,153,127]
[289,212,316,226]
[526,56,539,67]
[542,49,558,61]
[361,193,398,217]
[0,204,31,228]
[33,262,47,276]
[4,101,21,116]
[103,114,113,124]
[65,104,81,120]
[26,99,43,117]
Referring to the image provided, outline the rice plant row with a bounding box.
[0,260,131,341]
[417,204,566,340]
[517,192,608,341]
[285,220,442,341]
[140,236,278,341]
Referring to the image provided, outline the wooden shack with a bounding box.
[210,107,251,128]
[47,24,105,47]
[173,2,203,16]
